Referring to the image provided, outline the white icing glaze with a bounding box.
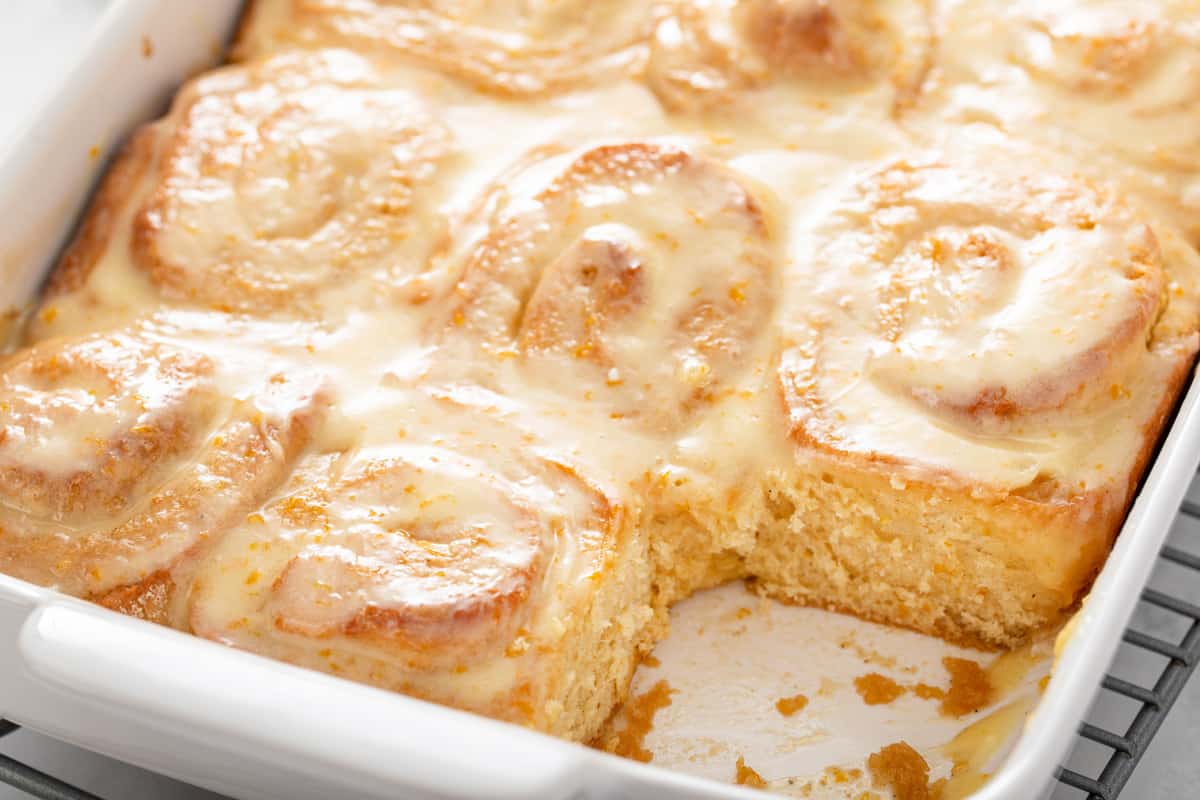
[235,0,653,95]
[776,135,1196,490]
[4,0,1200,725]
[922,0,1200,241]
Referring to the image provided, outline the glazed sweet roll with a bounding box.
[646,0,932,116]
[434,139,787,607]
[0,322,329,625]
[755,139,1200,646]
[135,53,452,314]
[440,141,780,434]
[233,0,653,97]
[187,387,654,741]
[30,50,454,340]
[922,0,1200,242]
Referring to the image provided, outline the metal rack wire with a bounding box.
[2,496,1199,800]
[0,719,98,800]
[1054,495,1200,800]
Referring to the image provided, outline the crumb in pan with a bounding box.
[734,755,769,789]
[854,673,906,706]
[775,692,809,716]
[608,680,676,763]
[866,742,938,800]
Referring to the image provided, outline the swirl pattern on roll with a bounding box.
[927,0,1200,240]
[188,392,622,675]
[236,0,652,97]
[440,141,778,432]
[646,0,931,113]
[0,326,328,607]
[130,51,453,316]
[777,145,1176,491]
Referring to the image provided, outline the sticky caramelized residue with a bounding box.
[984,642,1042,695]
[867,742,939,800]
[838,633,901,670]
[939,699,1033,798]
[775,692,809,716]
[939,657,994,717]
[901,658,995,717]
[611,680,675,763]
[735,755,769,789]
[854,672,906,705]
[641,653,661,668]
[913,682,943,701]
[825,765,863,783]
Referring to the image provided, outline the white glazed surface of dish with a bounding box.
[0,3,1198,800]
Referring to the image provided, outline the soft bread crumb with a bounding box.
[775,692,809,716]
[735,755,768,789]
[854,673,906,705]
[867,742,936,800]
[939,657,994,717]
[609,680,675,763]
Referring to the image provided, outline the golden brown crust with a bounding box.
[229,0,275,62]
[42,125,160,299]
[92,570,174,625]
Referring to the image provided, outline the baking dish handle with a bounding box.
[0,596,587,800]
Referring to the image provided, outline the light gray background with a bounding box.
[0,3,1195,798]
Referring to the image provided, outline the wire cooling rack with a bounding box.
[0,718,98,800]
[1,493,1198,800]
[1052,492,1200,800]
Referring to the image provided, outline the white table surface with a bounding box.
[0,4,1196,799]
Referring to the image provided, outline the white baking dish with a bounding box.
[1,2,1198,798]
